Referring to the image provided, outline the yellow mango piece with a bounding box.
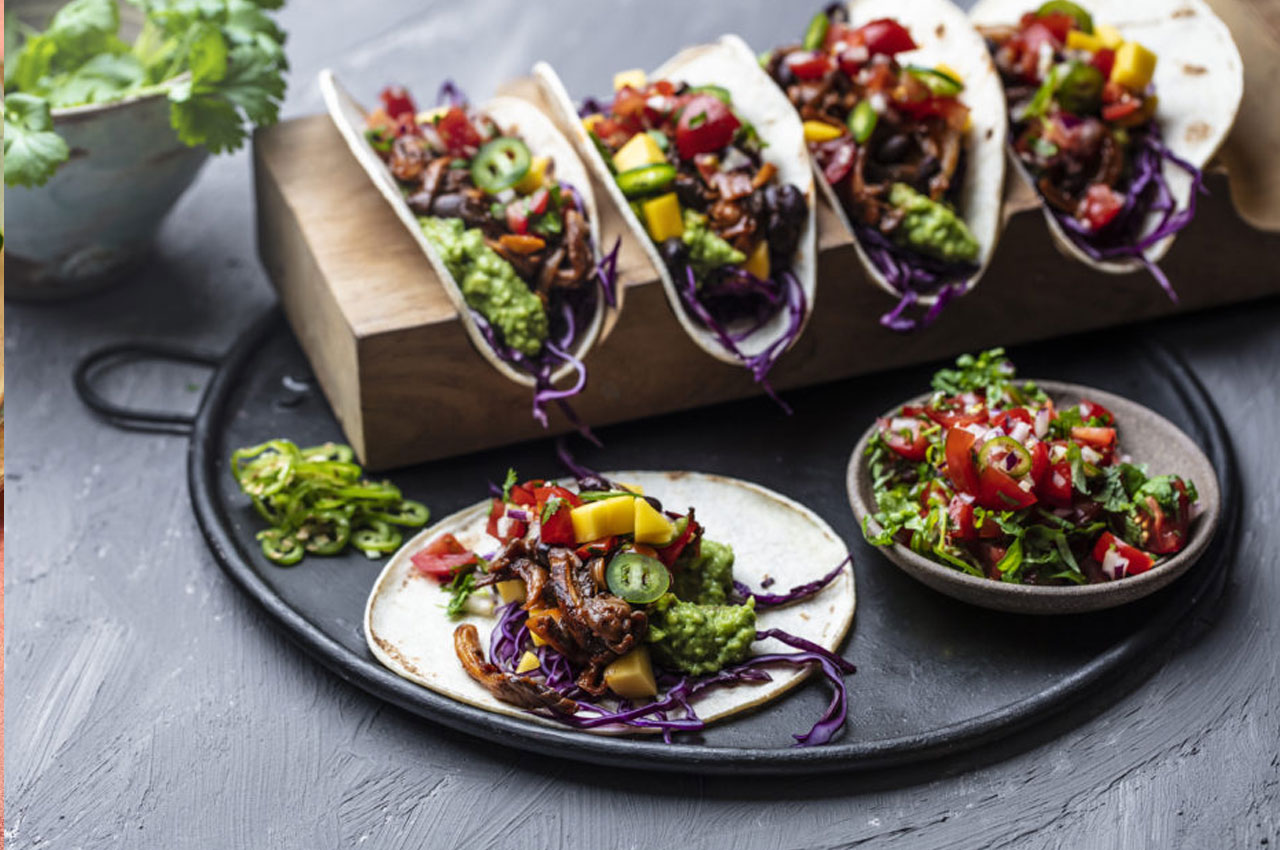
[515,651,541,674]
[496,579,526,605]
[613,131,666,172]
[613,68,647,92]
[803,120,844,143]
[742,239,770,281]
[633,497,676,545]
[616,481,645,495]
[416,106,448,125]
[1095,25,1123,50]
[570,496,636,543]
[642,193,683,243]
[1066,29,1104,53]
[1111,41,1158,92]
[604,646,658,699]
[513,156,549,195]
[582,114,604,135]
[530,630,547,647]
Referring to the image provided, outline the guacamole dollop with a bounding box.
[672,539,736,605]
[682,210,745,280]
[889,182,979,263]
[420,217,548,356]
[647,592,757,676]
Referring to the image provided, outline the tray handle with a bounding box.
[74,342,222,435]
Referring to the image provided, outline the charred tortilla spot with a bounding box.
[1172,6,1196,17]
[935,24,946,38]
[1185,122,1212,144]
[1182,64,1207,76]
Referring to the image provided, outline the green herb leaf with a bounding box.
[502,468,519,501]
[3,93,71,187]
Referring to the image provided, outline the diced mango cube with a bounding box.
[613,68,647,92]
[803,120,844,143]
[513,156,550,195]
[613,131,666,172]
[633,498,676,545]
[1066,29,1104,53]
[642,193,683,243]
[742,239,770,281]
[515,651,541,674]
[1095,25,1123,49]
[496,579,526,604]
[570,496,636,543]
[604,646,658,699]
[1111,41,1157,92]
[616,481,645,495]
[582,114,604,135]
[527,609,556,646]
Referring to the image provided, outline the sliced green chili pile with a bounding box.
[230,439,429,565]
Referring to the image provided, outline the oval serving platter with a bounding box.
[319,69,606,389]
[178,310,1238,774]
[848,381,1220,615]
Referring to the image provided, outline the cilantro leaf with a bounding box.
[502,468,519,501]
[3,93,71,187]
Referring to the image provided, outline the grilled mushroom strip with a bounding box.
[453,624,578,713]
[475,538,553,610]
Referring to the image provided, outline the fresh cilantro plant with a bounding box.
[4,0,287,187]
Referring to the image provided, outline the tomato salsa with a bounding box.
[862,349,1199,584]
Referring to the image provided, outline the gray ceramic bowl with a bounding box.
[4,0,209,300]
[847,381,1220,615]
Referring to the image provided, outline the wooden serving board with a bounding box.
[252,80,1280,471]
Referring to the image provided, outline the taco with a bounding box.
[970,0,1243,297]
[764,1,1007,331]
[320,72,615,427]
[534,36,816,395]
[365,466,856,744]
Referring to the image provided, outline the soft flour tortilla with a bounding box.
[823,0,1009,304]
[365,471,856,733]
[970,0,1244,272]
[319,70,605,388]
[534,35,817,368]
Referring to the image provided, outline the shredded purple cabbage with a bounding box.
[733,554,851,609]
[554,435,615,492]
[1048,122,1205,302]
[594,236,622,308]
[678,265,806,414]
[484,600,855,746]
[852,223,977,333]
[436,80,468,108]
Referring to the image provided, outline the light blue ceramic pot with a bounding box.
[5,1,209,299]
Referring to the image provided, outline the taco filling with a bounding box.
[364,84,616,425]
[580,73,810,387]
[407,462,854,745]
[766,8,980,312]
[978,2,1204,298]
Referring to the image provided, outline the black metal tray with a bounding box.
[76,309,1239,774]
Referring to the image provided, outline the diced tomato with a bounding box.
[944,427,981,496]
[1092,531,1154,579]
[784,51,835,81]
[1029,441,1049,485]
[990,407,1034,431]
[1039,461,1074,508]
[895,96,969,132]
[508,483,538,507]
[1102,98,1141,123]
[977,464,1038,511]
[612,86,649,122]
[540,503,575,546]
[577,535,617,561]
[1077,399,1115,426]
[674,94,741,159]
[1135,479,1192,555]
[978,542,1009,578]
[1077,185,1125,232]
[927,396,987,428]
[1031,10,1074,43]
[411,533,478,581]
[855,18,917,56]
[526,188,550,215]
[1091,48,1116,78]
[948,496,977,540]
[879,416,930,462]
[505,202,529,235]
[379,85,417,120]
[1071,426,1117,448]
[436,107,482,154]
[532,485,583,510]
[652,79,676,97]
[485,498,527,543]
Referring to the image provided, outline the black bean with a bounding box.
[659,237,689,273]
[428,193,466,218]
[876,134,912,164]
